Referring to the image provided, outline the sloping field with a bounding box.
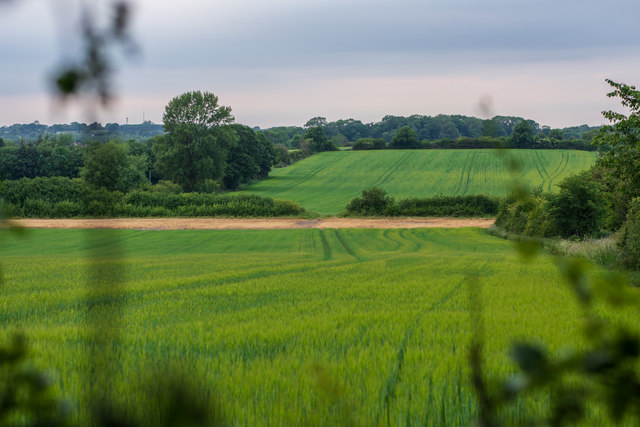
[2,228,629,424]
[243,149,596,214]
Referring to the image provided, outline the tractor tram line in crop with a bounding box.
[2,222,631,424]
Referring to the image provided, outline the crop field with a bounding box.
[1,227,630,425]
[243,149,597,214]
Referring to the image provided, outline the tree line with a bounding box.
[261,115,598,150]
[0,121,164,143]
[0,92,286,193]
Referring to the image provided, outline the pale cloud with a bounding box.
[1,0,639,128]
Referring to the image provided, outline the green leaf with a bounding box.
[511,343,548,376]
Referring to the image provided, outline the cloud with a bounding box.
[135,0,640,70]
[1,0,640,126]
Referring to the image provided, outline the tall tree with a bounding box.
[510,120,535,148]
[154,91,235,191]
[304,117,327,129]
[594,79,640,200]
[303,126,336,152]
[390,126,420,149]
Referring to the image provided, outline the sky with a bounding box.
[1,0,640,129]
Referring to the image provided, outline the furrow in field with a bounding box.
[454,152,473,196]
[367,152,413,189]
[463,151,477,193]
[375,275,466,426]
[530,151,549,191]
[531,151,551,191]
[547,151,570,187]
[271,152,347,194]
[376,152,414,187]
[318,229,333,261]
[381,229,404,252]
[333,229,360,261]
[398,229,423,252]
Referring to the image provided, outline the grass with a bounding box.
[243,149,597,215]
[1,227,634,425]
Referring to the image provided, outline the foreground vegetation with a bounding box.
[244,149,596,215]
[2,227,635,425]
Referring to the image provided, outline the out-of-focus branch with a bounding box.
[52,0,136,107]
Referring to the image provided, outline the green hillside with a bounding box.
[3,228,630,424]
[243,149,597,214]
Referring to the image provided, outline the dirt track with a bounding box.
[11,217,494,230]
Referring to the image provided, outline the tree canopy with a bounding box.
[162,91,233,134]
[154,91,236,192]
[390,126,420,149]
[594,79,640,200]
[510,120,535,148]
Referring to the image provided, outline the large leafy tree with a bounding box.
[594,79,640,200]
[510,120,535,148]
[223,125,264,190]
[154,91,235,191]
[303,126,336,153]
[390,126,420,149]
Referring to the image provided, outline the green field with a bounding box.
[2,227,629,425]
[243,149,597,214]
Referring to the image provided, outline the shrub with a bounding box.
[22,198,52,218]
[545,174,606,238]
[619,197,640,270]
[344,187,395,216]
[494,193,548,236]
[396,195,498,217]
[51,201,83,218]
[151,180,183,194]
[1,177,85,205]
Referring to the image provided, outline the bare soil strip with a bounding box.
[11,218,494,230]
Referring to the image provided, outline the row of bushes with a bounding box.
[493,173,640,270]
[343,188,499,217]
[1,177,305,218]
[494,175,607,239]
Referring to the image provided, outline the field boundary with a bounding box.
[10,217,495,230]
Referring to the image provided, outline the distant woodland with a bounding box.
[0,111,600,196]
[1,114,598,148]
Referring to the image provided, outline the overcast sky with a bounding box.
[1,0,639,128]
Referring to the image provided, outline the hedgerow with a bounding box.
[1,177,305,218]
[343,187,499,217]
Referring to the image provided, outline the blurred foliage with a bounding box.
[0,334,69,426]
[53,1,136,105]
[472,149,640,426]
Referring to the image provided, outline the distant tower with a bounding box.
[126,117,129,125]
[143,111,145,123]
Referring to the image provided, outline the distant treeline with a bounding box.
[260,115,599,150]
[0,121,164,143]
[0,125,288,191]
[1,177,304,218]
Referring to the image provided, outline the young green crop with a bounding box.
[1,228,632,425]
[243,149,596,214]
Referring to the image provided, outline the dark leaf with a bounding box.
[511,343,548,376]
[55,69,84,96]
